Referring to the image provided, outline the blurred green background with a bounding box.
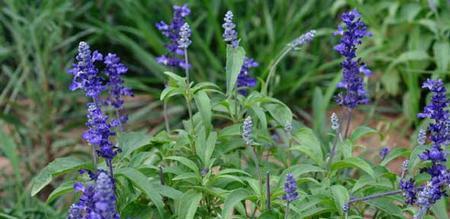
[0,0,449,217]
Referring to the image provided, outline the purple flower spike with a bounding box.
[222,10,239,48]
[104,53,133,110]
[282,173,299,202]
[68,42,104,99]
[237,57,258,95]
[379,147,390,160]
[334,9,372,109]
[403,78,450,213]
[156,4,191,70]
[93,171,119,219]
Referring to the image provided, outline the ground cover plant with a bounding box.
[25,4,450,219]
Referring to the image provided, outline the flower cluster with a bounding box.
[379,147,390,160]
[222,10,238,48]
[68,171,119,219]
[178,23,192,49]
[242,116,253,145]
[68,42,104,99]
[237,57,258,95]
[289,30,317,49]
[282,173,299,202]
[334,9,372,108]
[69,42,131,161]
[104,53,133,110]
[400,79,450,215]
[222,10,258,95]
[330,112,339,130]
[156,4,191,69]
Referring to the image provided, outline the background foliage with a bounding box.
[0,0,449,218]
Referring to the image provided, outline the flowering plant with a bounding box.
[31,5,449,219]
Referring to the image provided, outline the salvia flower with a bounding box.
[69,42,132,162]
[399,178,417,205]
[68,42,104,99]
[222,10,239,48]
[178,23,192,49]
[103,53,133,110]
[417,79,449,147]
[402,78,450,213]
[82,103,117,160]
[155,4,191,69]
[93,171,119,219]
[282,173,299,202]
[417,129,427,145]
[289,30,316,49]
[67,171,119,219]
[379,147,390,160]
[237,57,258,95]
[330,112,339,130]
[242,116,253,145]
[334,9,372,108]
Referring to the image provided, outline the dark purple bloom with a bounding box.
[222,10,239,48]
[399,178,417,205]
[406,78,450,212]
[379,147,390,160]
[104,53,133,110]
[237,57,258,95]
[68,42,104,99]
[82,103,117,160]
[334,9,372,108]
[417,79,449,147]
[282,173,299,202]
[156,4,191,69]
[67,182,96,219]
[68,171,119,219]
[93,171,119,219]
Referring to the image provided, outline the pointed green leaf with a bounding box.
[225,45,245,96]
[331,157,375,178]
[31,156,90,196]
[116,167,164,217]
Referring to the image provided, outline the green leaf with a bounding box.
[194,90,212,131]
[222,189,250,219]
[380,148,410,166]
[331,185,349,215]
[118,131,152,159]
[47,181,74,203]
[350,126,377,141]
[176,190,203,219]
[367,198,402,217]
[225,45,245,96]
[431,198,449,219]
[165,156,199,174]
[203,131,217,166]
[31,156,90,196]
[116,167,164,217]
[264,102,293,126]
[291,127,323,165]
[331,157,375,178]
[433,41,449,73]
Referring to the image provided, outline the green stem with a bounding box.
[163,100,171,133]
[262,46,292,95]
[285,202,290,219]
[343,108,353,139]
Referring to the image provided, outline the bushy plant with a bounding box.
[31,4,449,219]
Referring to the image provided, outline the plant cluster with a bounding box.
[30,4,449,219]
